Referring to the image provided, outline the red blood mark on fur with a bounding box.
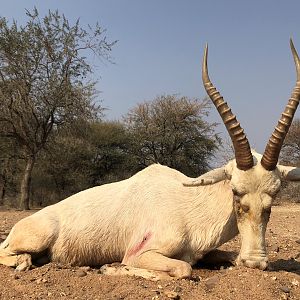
[127,232,152,257]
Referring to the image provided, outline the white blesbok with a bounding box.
[1,40,300,280]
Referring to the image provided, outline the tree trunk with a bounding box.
[0,174,5,206]
[19,156,35,210]
[0,158,9,206]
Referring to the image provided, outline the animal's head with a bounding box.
[184,40,300,270]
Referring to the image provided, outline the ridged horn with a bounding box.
[261,39,300,170]
[202,44,253,171]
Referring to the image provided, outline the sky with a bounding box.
[1,0,300,153]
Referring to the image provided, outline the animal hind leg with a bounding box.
[0,215,56,271]
[0,251,32,271]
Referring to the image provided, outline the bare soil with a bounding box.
[0,204,299,300]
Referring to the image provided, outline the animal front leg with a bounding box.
[126,251,192,279]
[101,252,192,280]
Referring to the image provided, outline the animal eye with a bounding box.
[232,189,244,197]
[241,204,250,213]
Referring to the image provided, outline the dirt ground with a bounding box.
[0,204,299,300]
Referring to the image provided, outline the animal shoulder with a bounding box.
[133,164,188,182]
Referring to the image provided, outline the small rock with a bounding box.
[291,278,299,286]
[13,274,20,280]
[280,286,291,293]
[271,276,277,281]
[205,275,219,290]
[35,278,48,284]
[75,270,87,277]
[174,286,182,293]
[269,245,279,253]
[164,290,180,299]
[295,239,300,244]
[157,284,163,289]
[0,234,7,241]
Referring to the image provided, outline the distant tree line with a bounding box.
[0,94,220,209]
[278,118,300,203]
[0,8,220,210]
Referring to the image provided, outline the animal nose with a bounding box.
[240,257,268,270]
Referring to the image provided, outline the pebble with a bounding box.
[280,286,291,293]
[0,234,7,240]
[269,245,280,252]
[13,274,20,280]
[205,275,219,290]
[271,276,277,281]
[75,270,87,277]
[36,278,48,284]
[174,286,182,293]
[291,278,299,286]
[164,290,180,299]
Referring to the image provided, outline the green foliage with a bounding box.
[0,8,115,208]
[278,119,300,203]
[281,119,300,166]
[124,95,220,176]
[30,121,134,206]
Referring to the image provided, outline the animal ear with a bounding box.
[182,162,233,187]
[277,165,300,181]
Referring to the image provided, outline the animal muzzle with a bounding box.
[236,252,268,270]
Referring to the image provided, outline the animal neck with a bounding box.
[186,180,238,254]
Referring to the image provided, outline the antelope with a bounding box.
[1,40,300,281]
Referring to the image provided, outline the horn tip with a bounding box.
[204,43,208,56]
[290,38,295,51]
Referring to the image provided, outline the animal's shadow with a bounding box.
[192,250,300,275]
[195,258,300,275]
[269,259,300,275]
